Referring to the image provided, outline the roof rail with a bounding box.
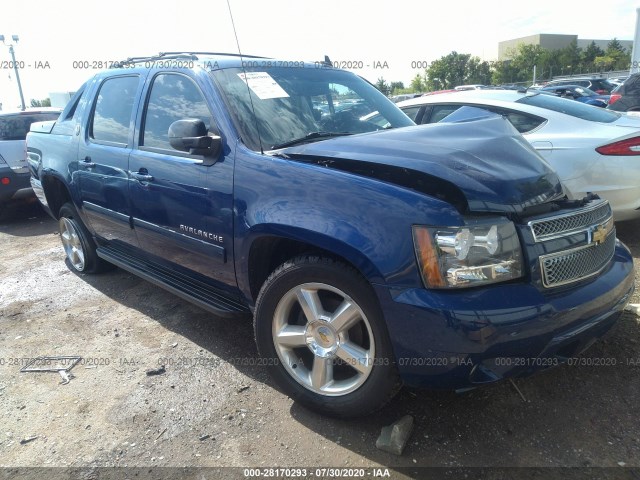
[159,51,268,59]
[112,51,268,68]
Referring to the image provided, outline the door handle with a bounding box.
[81,156,95,168]
[130,170,154,182]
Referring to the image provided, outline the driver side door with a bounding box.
[128,72,235,287]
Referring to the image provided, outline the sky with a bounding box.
[0,0,637,109]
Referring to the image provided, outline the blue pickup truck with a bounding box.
[27,53,634,417]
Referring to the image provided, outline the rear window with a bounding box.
[516,94,620,123]
[0,113,61,140]
[592,79,615,91]
[624,74,640,95]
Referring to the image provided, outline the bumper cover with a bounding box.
[0,168,33,203]
[379,240,635,389]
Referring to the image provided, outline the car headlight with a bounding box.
[413,219,523,289]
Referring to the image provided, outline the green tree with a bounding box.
[557,40,582,76]
[424,52,494,90]
[594,56,617,72]
[491,59,519,85]
[410,73,427,92]
[605,38,631,70]
[425,51,473,90]
[389,81,405,95]
[510,44,547,82]
[607,38,626,54]
[467,57,492,85]
[374,77,390,96]
[582,41,605,71]
[30,98,51,107]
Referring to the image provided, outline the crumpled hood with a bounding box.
[282,114,564,214]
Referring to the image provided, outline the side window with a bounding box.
[91,76,139,145]
[502,111,545,134]
[485,107,546,134]
[428,104,545,134]
[427,105,462,124]
[142,74,211,151]
[401,106,421,121]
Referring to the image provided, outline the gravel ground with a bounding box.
[1,202,639,480]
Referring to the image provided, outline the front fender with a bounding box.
[233,147,464,300]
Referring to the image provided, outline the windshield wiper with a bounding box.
[270,131,352,150]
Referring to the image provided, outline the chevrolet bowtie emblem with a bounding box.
[591,224,607,245]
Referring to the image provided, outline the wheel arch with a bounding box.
[41,173,73,219]
[241,227,385,305]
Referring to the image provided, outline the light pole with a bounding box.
[0,35,26,111]
[632,7,640,74]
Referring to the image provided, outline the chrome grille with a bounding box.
[528,201,611,242]
[540,231,616,288]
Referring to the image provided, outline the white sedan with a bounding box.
[397,91,640,221]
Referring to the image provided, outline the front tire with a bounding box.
[254,256,400,417]
[58,202,111,273]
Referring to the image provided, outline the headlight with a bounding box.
[413,219,523,289]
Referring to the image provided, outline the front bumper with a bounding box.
[378,240,635,389]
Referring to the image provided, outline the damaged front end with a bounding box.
[271,110,635,389]
[276,109,565,218]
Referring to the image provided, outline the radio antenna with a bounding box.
[226,0,265,154]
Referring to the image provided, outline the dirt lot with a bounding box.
[1,202,640,479]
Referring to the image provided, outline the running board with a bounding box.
[96,245,250,318]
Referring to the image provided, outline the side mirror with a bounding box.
[168,119,221,160]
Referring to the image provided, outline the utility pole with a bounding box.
[0,35,26,111]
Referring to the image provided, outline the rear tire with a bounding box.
[58,202,112,274]
[254,255,401,417]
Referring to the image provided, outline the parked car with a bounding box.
[390,94,421,103]
[608,73,640,113]
[454,84,486,91]
[608,76,628,87]
[398,90,640,221]
[422,89,457,96]
[27,53,634,417]
[540,85,609,107]
[499,84,526,90]
[543,77,616,94]
[0,109,61,209]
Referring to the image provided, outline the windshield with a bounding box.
[516,93,620,123]
[211,67,414,151]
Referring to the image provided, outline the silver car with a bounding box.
[398,90,640,221]
[0,109,61,207]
